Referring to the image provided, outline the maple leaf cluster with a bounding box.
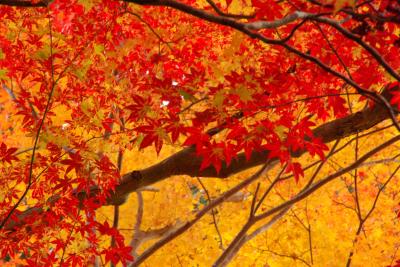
[0,0,400,265]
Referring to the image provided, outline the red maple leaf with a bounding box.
[0,142,19,164]
[60,152,84,174]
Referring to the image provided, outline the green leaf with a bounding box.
[80,96,94,117]
[77,0,97,10]
[179,90,196,102]
[94,44,105,56]
[233,86,253,102]
[213,90,225,110]
[347,185,354,193]
[135,134,144,148]
[92,110,105,127]
[0,69,8,81]
[189,184,200,196]
[199,195,208,206]
[34,45,52,60]
[74,59,92,80]
[40,131,69,148]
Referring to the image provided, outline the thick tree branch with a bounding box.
[215,206,291,267]
[130,161,275,266]
[108,89,393,204]
[2,2,400,254]
[245,11,315,30]
[4,88,396,234]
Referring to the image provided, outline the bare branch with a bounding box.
[196,177,225,250]
[130,218,184,258]
[130,161,274,266]
[130,191,144,257]
[214,206,292,267]
[4,88,397,232]
[247,206,291,241]
[212,134,400,266]
[214,139,340,266]
[310,15,400,82]
[245,11,315,30]
[346,163,400,266]
[110,90,394,205]
[255,135,400,223]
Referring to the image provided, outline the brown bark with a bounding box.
[4,94,393,231]
[0,0,397,231]
[108,94,392,205]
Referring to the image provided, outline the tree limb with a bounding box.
[108,89,393,204]
[245,11,315,30]
[3,85,396,234]
[212,134,400,266]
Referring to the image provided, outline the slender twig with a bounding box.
[59,209,81,266]
[178,97,208,114]
[332,199,357,212]
[247,92,361,112]
[255,135,400,222]
[305,203,313,264]
[127,0,400,130]
[280,124,395,181]
[111,122,124,267]
[212,135,400,266]
[310,17,354,113]
[14,147,35,156]
[390,246,400,267]
[130,191,144,258]
[131,161,274,266]
[281,42,400,131]
[125,10,173,50]
[0,15,56,230]
[247,10,400,82]
[228,140,339,266]
[305,139,340,188]
[353,133,362,220]
[345,163,400,267]
[249,183,261,217]
[310,15,400,82]
[196,177,225,250]
[257,246,312,267]
[254,164,287,214]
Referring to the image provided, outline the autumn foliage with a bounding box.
[1,0,400,266]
